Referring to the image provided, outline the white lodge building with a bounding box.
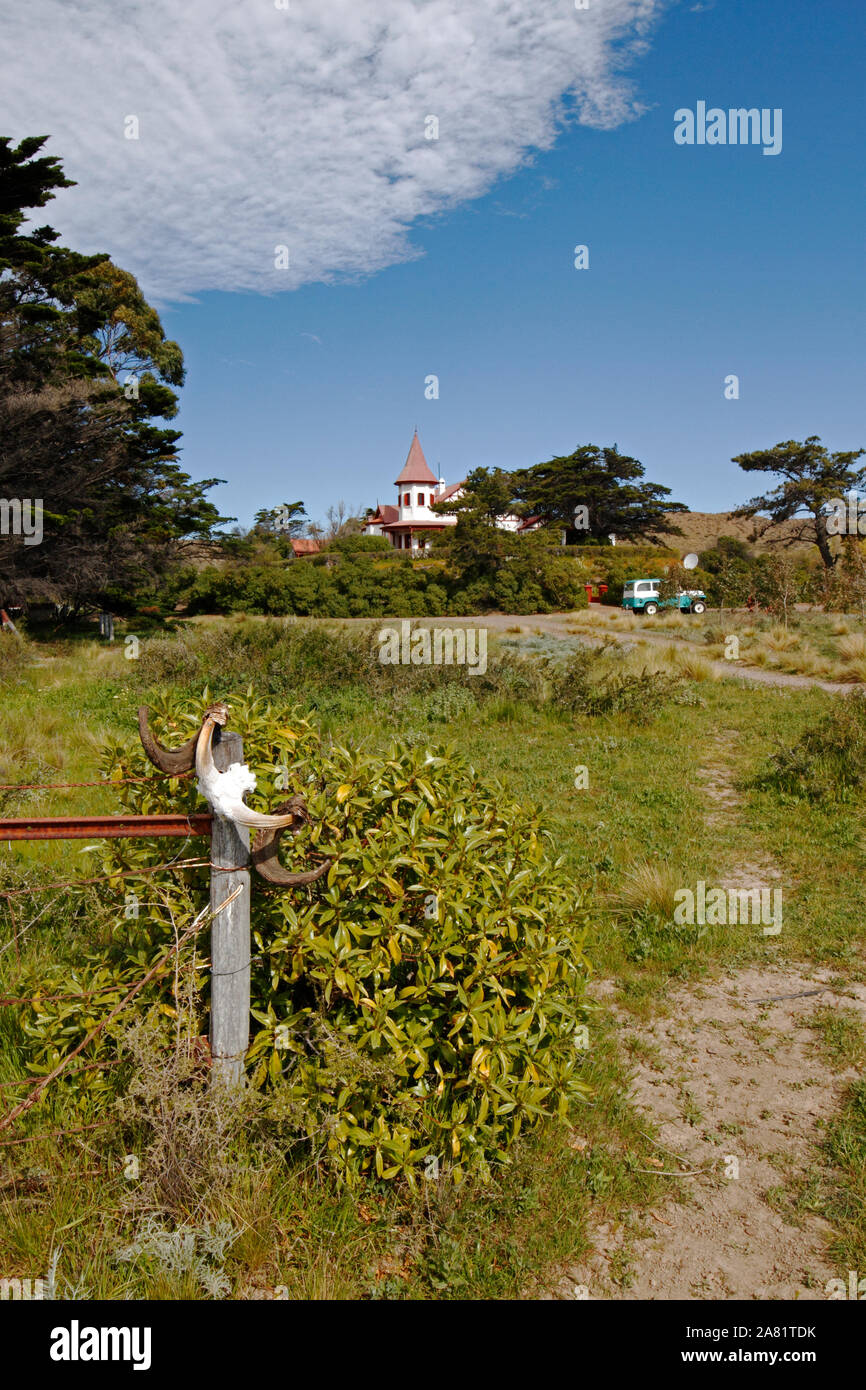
[362,431,534,553]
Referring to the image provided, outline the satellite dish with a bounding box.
[683,553,699,570]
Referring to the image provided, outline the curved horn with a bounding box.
[252,797,333,886]
[195,707,300,830]
[138,706,200,775]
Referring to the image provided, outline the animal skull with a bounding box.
[251,796,332,886]
[139,702,332,881]
[194,705,297,830]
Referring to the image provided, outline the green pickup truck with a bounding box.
[622,578,706,616]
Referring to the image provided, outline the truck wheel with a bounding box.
[692,601,706,614]
[644,602,658,616]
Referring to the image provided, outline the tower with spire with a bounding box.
[362,430,464,551]
[361,430,532,552]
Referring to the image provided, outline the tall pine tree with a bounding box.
[0,135,230,614]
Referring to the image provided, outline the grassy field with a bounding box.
[564,603,866,682]
[0,618,864,1299]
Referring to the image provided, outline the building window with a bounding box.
[418,493,425,506]
[404,493,410,505]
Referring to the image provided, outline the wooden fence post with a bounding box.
[209,727,251,1087]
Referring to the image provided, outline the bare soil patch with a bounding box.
[559,967,866,1300]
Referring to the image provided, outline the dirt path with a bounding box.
[467,612,857,695]
[554,725,864,1300]
[559,965,865,1299]
[698,729,784,903]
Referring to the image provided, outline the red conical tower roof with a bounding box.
[395,431,438,485]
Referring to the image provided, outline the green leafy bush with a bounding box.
[421,685,478,723]
[548,648,687,721]
[21,692,593,1186]
[177,553,455,619]
[755,689,866,802]
[174,530,591,619]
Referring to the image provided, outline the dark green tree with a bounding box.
[700,536,755,612]
[432,471,585,613]
[0,136,230,612]
[433,467,516,524]
[733,436,866,570]
[253,501,308,537]
[512,444,687,543]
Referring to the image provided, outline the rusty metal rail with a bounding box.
[0,814,213,841]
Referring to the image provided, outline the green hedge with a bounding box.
[176,549,588,618]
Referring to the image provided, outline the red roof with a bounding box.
[394,431,438,485]
[290,538,320,555]
[436,481,464,503]
[365,504,399,526]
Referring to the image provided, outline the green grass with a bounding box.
[808,1008,866,1071]
[823,1080,866,1274]
[1,619,864,1297]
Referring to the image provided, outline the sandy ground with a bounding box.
[556,966,866,1300]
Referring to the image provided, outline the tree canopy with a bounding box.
[733,436,866,570]
[0,135,230,613]
[253,501,308,538]
[510,444,686,543]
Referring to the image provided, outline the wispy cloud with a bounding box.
[3,0,665,302]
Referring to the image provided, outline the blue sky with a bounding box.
[6,0,864,531]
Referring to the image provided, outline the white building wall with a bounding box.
[396,483,458,528]
[363,476,537,546]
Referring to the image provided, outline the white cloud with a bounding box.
[2,0,664,302]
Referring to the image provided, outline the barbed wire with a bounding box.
[0,1118,114,1148]
[0,857,213,900]
[0,887,241,1133]
[0,772,193,791]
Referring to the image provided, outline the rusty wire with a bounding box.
[0,1119,114,1148]
[0,887,241,1133]
[0,772,193,791]
[0,857,213,900]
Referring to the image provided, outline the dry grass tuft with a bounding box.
[643,643,715,682]
[837,633,866,662]
[615,859,681,921]
[764,626,802,652]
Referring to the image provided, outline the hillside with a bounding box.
[646,511,813,556]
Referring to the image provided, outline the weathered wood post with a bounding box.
[209,726,251,1087]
